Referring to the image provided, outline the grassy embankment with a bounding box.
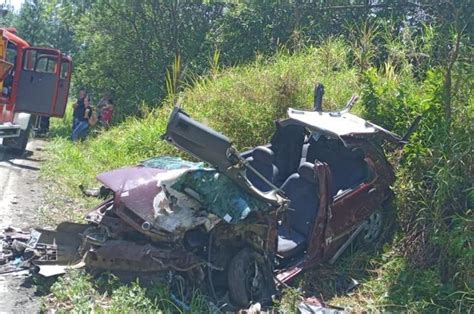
[41,39,473,312]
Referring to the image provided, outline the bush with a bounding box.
[355,59,473,312]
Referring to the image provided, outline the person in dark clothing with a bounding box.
[71,95,94,141]
[72,88,87,131]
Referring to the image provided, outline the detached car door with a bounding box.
[163,107,234,171]
[14,48,72,117]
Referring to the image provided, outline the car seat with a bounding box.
[246,146,279,192]
[270,124,306,186]
[306,136,368,194]
[277,162,320,258]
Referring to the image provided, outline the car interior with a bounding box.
[243,123,370,260]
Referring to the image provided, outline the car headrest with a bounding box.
[252,146,274,163]
[309,133,331,145]
[298,162,316,183]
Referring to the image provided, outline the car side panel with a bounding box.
[323,189,371,260]
[322,156,392,259]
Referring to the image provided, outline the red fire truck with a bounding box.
[0,28,72,153]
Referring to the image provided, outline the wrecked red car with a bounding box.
[1,101,406,308]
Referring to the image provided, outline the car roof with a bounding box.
[282,108,402,143]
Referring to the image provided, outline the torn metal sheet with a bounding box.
[83,239,205,273]
[107,168,221,236]
[96,166,165,193]
[286,108,402,142]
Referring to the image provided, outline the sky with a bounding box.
[4,0,23,12]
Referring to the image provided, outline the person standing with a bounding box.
[72,88,87,131]
[98,96,114,129]
[71,96,95,141]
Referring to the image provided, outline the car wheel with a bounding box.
[360,210,383,244]
[227,248,275,307]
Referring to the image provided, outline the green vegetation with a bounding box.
[7,1,469,117]
[1,0,471,312]
[43,270,209,313]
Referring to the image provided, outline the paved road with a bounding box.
[0,139,46,313]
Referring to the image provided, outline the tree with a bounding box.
[73,0,224,113]
[0,3,17,28]
[16,0,93,53]
[15,0,49,45]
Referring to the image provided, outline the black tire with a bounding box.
[227,248,275,307]
[356,201,396,249]
[3,119,32,155]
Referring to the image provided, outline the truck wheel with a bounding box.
[3,119,32,155]
[227,248,275,307]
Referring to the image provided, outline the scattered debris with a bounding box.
[298,301,345,314]
[79,184,112,198]
[0,223,86,277]
[335,273,360,294]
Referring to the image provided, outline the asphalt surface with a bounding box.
[0,139,46,313]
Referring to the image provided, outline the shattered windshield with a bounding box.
[170,169,270,224]
[141,156,204,170]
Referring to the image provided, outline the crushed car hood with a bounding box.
[95,161,272,237]
[96,165,219,236]
[96,166,166,192]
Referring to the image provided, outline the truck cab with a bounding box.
[0,28,72,153]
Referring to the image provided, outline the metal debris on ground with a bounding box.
[298,296,346,314]
[0,223,87,277]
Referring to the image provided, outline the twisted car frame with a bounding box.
[22,99,416,308]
